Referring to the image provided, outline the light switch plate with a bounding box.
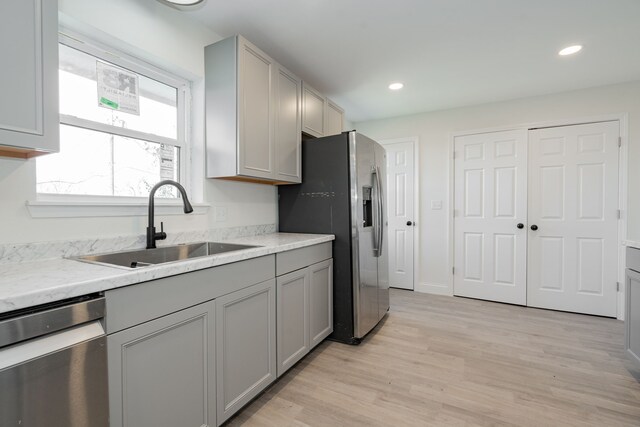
[431,200,443,210]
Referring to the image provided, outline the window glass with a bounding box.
[37,125,179,198]
[37,39,186,199]
[59,44,178,140]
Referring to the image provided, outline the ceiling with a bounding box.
[186,0,640,122]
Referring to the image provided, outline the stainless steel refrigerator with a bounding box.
[279,131,389,344]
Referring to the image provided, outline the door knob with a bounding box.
[517,223,524,229]
[530,224,538,231]
[406,221,413,226]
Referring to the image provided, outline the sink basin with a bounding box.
[74,242,261,269]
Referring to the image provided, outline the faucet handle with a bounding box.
[155,222,167,241]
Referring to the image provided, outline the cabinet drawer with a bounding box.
[627,247,640,271]
[276,242,331,276]
[106,255,274,334]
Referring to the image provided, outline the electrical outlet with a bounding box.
[214,206,228,222]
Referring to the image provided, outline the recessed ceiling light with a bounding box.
[558,45,582,56]
[389,82,404,90]
[158,0,206,6]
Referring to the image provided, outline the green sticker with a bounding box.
[99,97,119,109]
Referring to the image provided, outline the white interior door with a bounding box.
[384,141,415,290]
[454,130,528,305]
[528,121,619,317]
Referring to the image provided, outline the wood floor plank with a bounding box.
[226,290,640,426]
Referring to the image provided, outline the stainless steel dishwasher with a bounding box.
[0,294,109,427]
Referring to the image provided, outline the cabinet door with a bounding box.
[237,37,275,179]
[0,0,58,156]
[626,269,640,368]
[108,301,216,427]
[309,258,334,348]
[302,83,325,138]
[325,99,344,137]
[277,268,309,376]
[216,279,276,424]
[274,65,302,183]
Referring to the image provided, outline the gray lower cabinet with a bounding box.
[626,262,640,368]
[277,268,310,376]
[108,301,216,427]
[105,247,332,425]
[309,258,334,347]
[216,279,277,425]
[277,258,333,377]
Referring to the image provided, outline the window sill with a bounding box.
[26,200,210,218]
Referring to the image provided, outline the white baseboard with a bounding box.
[415,282,452,296]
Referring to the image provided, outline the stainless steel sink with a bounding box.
[73,242,260,269]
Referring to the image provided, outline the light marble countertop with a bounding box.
[0,233,334,314]
[624,240,640,250]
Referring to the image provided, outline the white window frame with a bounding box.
[30,30,200,217]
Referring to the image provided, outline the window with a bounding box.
[37,34,189,199]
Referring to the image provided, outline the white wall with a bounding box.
[355,81,640,293]
[0,0,278,244]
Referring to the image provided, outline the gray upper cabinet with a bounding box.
[0,0,59,159]
[108,301,216,427]
[237,38,275,180]
[302,83,345,138]
[275,64,302,183]
[205,35,301,184]
[216,279,277,425]
[302,83,325,138]
[325,98,345,137]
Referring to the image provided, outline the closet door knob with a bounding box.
[530,224,538,231]
[517,223,524,229]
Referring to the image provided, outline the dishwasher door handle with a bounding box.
[0,321,105,370]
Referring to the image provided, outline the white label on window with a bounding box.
[96,61,140,115]
[160,145,175,180]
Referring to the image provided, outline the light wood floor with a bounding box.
[227,289,640,426]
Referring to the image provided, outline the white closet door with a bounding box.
[454,130,528,305]
[385,141,415,290]
[528,121,619,317]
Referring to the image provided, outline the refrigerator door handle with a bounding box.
[371,167,379,256]
[375,165,384,257]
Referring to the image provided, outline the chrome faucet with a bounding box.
[146,180,194,249]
